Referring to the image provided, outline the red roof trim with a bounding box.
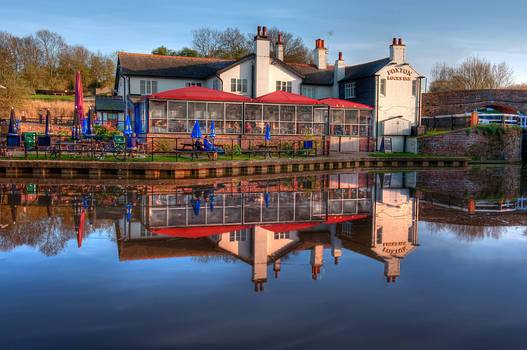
[319,98,373,109]
[325,214,369,224]
[151,225,252,238]
[260,222,322,233]
[253,90,323,105]
[148,86,252,102]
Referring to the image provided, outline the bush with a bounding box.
[94,124,122,137]
[155,139,176,152]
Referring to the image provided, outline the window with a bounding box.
[329,108,370,136]
[302,86,316,99]
[150,100,242,134]
[139,79,158,95]
[412,80,418,96]
[276,81,292,92]
[230,230,247,242]
[344,82,356,99]
[185,82,202,87]
[274,232,290,239]
[230,78,248,93]
[380,79,386,96]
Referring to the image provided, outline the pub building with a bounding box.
[112,26,422,152]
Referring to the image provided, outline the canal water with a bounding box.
[1,167,526,349]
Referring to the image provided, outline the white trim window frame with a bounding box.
[140,79,158,95]
[231,78,248,93]
[344,82,356,99]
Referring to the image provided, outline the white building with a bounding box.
[114,27,423,152]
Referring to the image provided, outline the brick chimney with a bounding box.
[313,39,327,70]
[389,37,406,63]
[276,34,284,61]
[254,26,270,97]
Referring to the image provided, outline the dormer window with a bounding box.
[344,82,356,99]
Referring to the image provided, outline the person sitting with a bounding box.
[194,138,204,151]
[203,136,225,159]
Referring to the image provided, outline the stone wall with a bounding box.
[417,126,522,161]
[422,89,527,116]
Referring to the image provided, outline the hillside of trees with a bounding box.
[0,29,115,113]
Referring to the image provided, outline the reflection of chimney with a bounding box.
[330,226,342,264]
[384,258,401,283]
[310,245,324,280]
[274,259,281,278]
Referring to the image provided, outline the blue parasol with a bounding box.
[191,120,202,138]
[44,109,50,136]
[124,114,133,136]
[209,120,216,138]
[210,195,215,213]
[126,204,133,222]
[134,104,142,134]
[8,108,16,134]
[82,113,88,135]
[265,123,271,140]
[192,199,201,216]
[265,192,269,209]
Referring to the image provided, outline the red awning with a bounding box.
[260,222,322,233]
[149,86,252,102]
[253,90,322,104]
[325,214,369,224]
[151,225,251,238]
[319,98,373,109]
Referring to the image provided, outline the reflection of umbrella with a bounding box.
[134,104,142,134]
[77,209,85,248]
[265,123,271,140]
[265,192,270,209]
[209,120,216,138]
[191,120,201,138]
[124,114,133,136]
[75,71,84,122]
[8,108,16,134]
[192,198,201,216]
[126,204,133,222]
[44,109,50,136]
[210,195,215,213]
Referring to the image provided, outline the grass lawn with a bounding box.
[31,94,75,102]
[369,152,463,158]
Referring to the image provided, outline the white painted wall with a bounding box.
[218,60,253,97]
[268,63,302,95]
[125,76,204,95]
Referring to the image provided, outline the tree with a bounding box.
[429,56,514,92]
[191,26,311,63]
[35,30,66,89]
[151,46,201,57]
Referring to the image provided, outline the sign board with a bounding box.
[383,137,393,153]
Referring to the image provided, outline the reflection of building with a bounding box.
[116,172,419,291]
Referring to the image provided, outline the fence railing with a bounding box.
[0,134,327,161]
[421,113,527,131]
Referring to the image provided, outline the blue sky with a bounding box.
[3,0,527,86]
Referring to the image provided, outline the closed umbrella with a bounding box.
[190,120,202,138]
[86,108,93,137]
[126,204,133,222]
[134,104,142,134]
[74,71,84,123]
[44,109,50,136]
[82,113,88,135]
[209,120,216,138]
[265,192,270,209]
[8,108,16,135]
[265,123,271,140]
[124,114,133,136]
[72,107,80,140]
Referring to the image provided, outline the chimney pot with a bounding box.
[315,39,319,48]
[278,34,282,44]
[393,38,397,45]
[257,26,261,36]
[398,38,402,45]
[321,40,325,48]
[263,26,267,37]
[338,52,343,60]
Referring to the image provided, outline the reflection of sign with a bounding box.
[384,137,392,153]
[383,246,407,254]
[387,68,412,81]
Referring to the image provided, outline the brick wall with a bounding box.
[417,127,522,161]
[422,89,527,116]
